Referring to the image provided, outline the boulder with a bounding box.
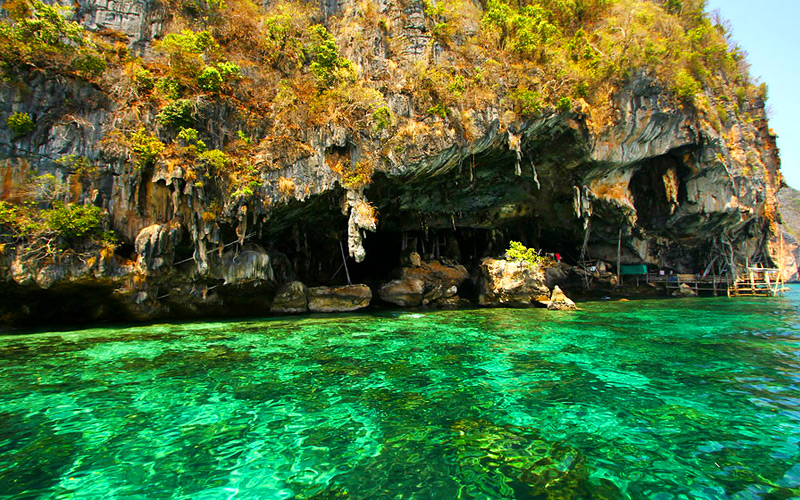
[215,245,274,285]
[271,281,308,314]
[378,259,468,307]
[672,283,698,297]
[547,286,577,311]
[400,250,423,267]
[436,295,466,308]
[134,221,182,272]
[545,263,570,288]
[403,260,468,303]
[308,284,372,312]
[478,258,550,307]
[378,278,425,307]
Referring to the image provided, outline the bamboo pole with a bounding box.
[339,241,352,285]
[616,227,622,286]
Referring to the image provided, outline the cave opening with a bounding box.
[629,153,689,231]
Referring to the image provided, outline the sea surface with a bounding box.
[1,289,800,500]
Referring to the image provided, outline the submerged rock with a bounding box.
[308,284,372,312]
[449,418,623,499]
[478,258,550,307]
[271,281,309,314]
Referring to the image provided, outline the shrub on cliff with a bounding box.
[129,128,165,169]
[45,203,107,242]
[0,0,105,79]
[0,200,112,250]
[0,201,19,233]
[156,99,194,129]
[6,111,34,137]
[156,29,218,79]
[506,241,545,268]
[197,62,241,92]
[196,149,230,175]
[306,24,355,88]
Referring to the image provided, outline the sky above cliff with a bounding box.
[705,0,800,189]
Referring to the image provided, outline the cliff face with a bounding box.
[0,0,785,325]
[775,187,800,282]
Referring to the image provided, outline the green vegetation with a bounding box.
[6,111,34,137]
[197,62,241,92]
[508,87,541,116]
[129,128,165,169]
[155,76,183,100]
[372,106,392,131]
[196,149,230,174]
[55,154,99,181]
[0,201,19,230]
[198,66,223,91]
[506,241,545,267]
[306,24,355,87]
[156,29,218,79]
[330,160,373,189]
[45,203,108,242]
[0,0,106,78]
[157,99,194,128]
[134,68,155,94]
[216,61,242,80]
[236,130,252,145]
[483,0,559,58]
[177,127,207,152]
[672,69,701,101]
[231,168,262,198]
[0,198,112,251]
[427,103,447,119]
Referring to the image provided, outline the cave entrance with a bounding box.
[351,221,584,285]
[629,153,688,231]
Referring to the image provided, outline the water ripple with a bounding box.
[2,291,800,499]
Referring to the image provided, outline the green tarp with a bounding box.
[620,264,648,275]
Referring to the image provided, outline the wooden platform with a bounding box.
[645,273,731,295]
[625,268,786,297]
[728,268,787,297]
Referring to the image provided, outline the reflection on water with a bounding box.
[1,289,800,499]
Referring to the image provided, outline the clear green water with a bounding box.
[2,290,800,500]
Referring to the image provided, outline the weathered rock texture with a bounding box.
[0,0,788,325]
[546,286,577,311]
[775,187,800,282]
[307,284,372,313]
[378,255,468,307]
[271,281,309,314]
[479,258,550,307]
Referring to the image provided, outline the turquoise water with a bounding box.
[1,291,800,500]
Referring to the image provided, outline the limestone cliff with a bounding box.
[775,187,800,282]
[0,0,786,325]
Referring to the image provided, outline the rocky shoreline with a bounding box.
[0,0,792,332]
[3,247,738,331]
